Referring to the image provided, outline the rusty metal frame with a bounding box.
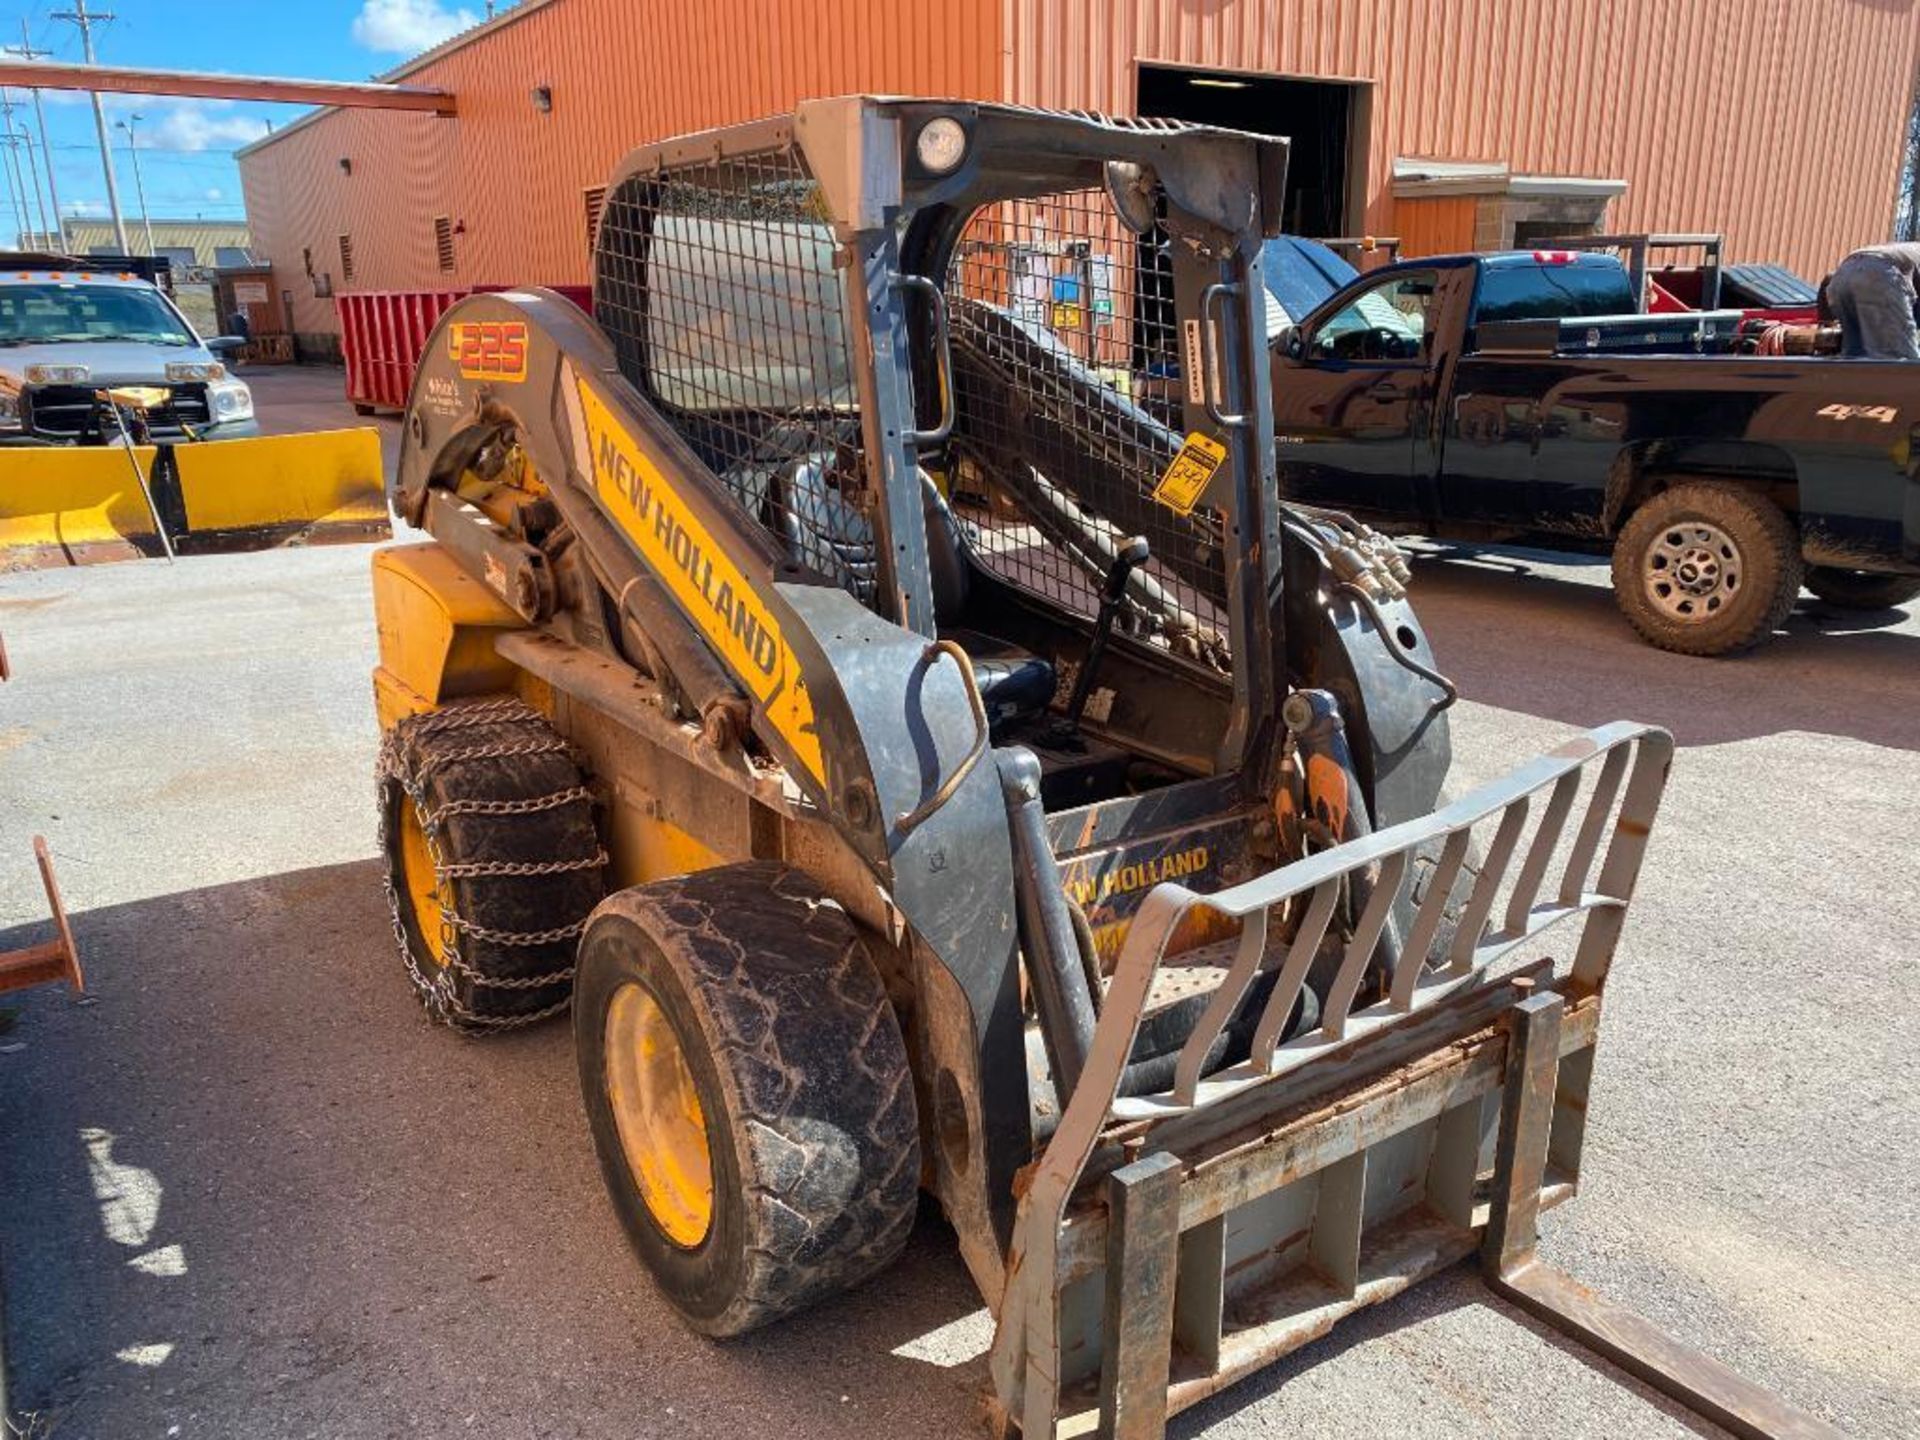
[991,722,1675,1437]
[0,838,85,997]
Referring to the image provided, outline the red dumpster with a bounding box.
[337,286,592,415]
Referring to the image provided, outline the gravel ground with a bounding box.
[0,367,1915,1439]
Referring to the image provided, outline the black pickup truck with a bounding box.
[1269,250,1920,654]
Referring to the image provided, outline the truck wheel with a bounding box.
[1804,566,1920,612]
[1610,483,1801,656]
[574,863,919,1337]
[378,697,607,1030]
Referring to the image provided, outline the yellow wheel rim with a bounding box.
[396,802,450,967]
[605,982,714,1247]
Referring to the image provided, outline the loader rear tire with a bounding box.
[378,697,606,1030]
[574,863,919,1338]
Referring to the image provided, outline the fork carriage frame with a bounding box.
[992,722,1840,1440]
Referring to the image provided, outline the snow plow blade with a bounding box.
[0,428,390,570]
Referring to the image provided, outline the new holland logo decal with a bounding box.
[568,374,824,787]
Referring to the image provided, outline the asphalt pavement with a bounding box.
[0,366,1915,1438]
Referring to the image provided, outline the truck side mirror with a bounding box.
[1283,330,1306,361]
[206,336,246,357]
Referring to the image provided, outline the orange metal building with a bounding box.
[239,0,1920,349]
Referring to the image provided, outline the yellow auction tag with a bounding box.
[1152,432,1227,515]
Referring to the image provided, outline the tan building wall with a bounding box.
[242,0,1920,340]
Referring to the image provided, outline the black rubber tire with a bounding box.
[1804,566,1920,612]
[1610,482,1802,656]
[378,697,606,1030]
[574,862,919,1338]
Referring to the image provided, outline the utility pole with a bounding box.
[116,115,153,255]
[14,22,66,250]
[0,135,23,250]
[52,0,129,253]
[2,93,52,248]
[0,101,29,249]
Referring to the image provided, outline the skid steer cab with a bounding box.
[0,255,389,570]
[369,98,1826,1439]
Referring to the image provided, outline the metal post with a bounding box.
[10,104,53,247]
[117,114,153,255]
[17,24,67,250]
[0,125,26,247]
[52,0,130,254]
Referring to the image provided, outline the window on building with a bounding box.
[434,216,455,273]
[213,247,257,269]
[584,186,606,253]
[338,233,355,285]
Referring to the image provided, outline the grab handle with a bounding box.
[895,639,990,837]
[1200,281,1249,429]
[893,273,956,446]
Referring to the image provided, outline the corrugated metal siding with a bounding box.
[1005,0,1920,282]
[1397,195,1478,259]
[241,0,1002,336]
[245,0,1920,340]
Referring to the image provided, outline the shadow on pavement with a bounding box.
[1406,550,1920,752]
[0,862,984,1439]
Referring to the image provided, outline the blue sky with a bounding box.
[0,0,501,240]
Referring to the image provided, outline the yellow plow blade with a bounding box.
[0,428,392,571]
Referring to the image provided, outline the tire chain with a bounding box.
[377,699,606,1031]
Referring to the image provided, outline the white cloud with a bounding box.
[64,199,107,217]
[351,0,480,54]
[137,101,271,153]
[205,187,223,202]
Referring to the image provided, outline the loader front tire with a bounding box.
[378,698,606,1030]
[574,863,919,1337]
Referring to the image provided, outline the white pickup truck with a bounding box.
[0,255,256,444]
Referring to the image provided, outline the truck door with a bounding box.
[1269,268,1441,518]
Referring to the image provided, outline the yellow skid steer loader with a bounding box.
[368,98,1834,1439]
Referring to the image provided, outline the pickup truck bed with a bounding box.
[1270,250,1920,653]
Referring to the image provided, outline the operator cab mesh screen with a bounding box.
[942,190,1231,667]
[595,149,876,603]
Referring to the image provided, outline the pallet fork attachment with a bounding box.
[0,837,85,997]
[1482,994,1844,1440]
[990,723,1838,1439]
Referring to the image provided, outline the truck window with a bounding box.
[0,282,196,347]
[1473,261,1636,323]
[1308,270,1436,362]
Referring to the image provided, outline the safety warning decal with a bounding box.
[1153,432,1227,515]
[570,375,824,787]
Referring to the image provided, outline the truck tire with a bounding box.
[1804,566,1920,612]
[1610,483,1801,656]
[574,863,919,1337]
[378,697,607,1030]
